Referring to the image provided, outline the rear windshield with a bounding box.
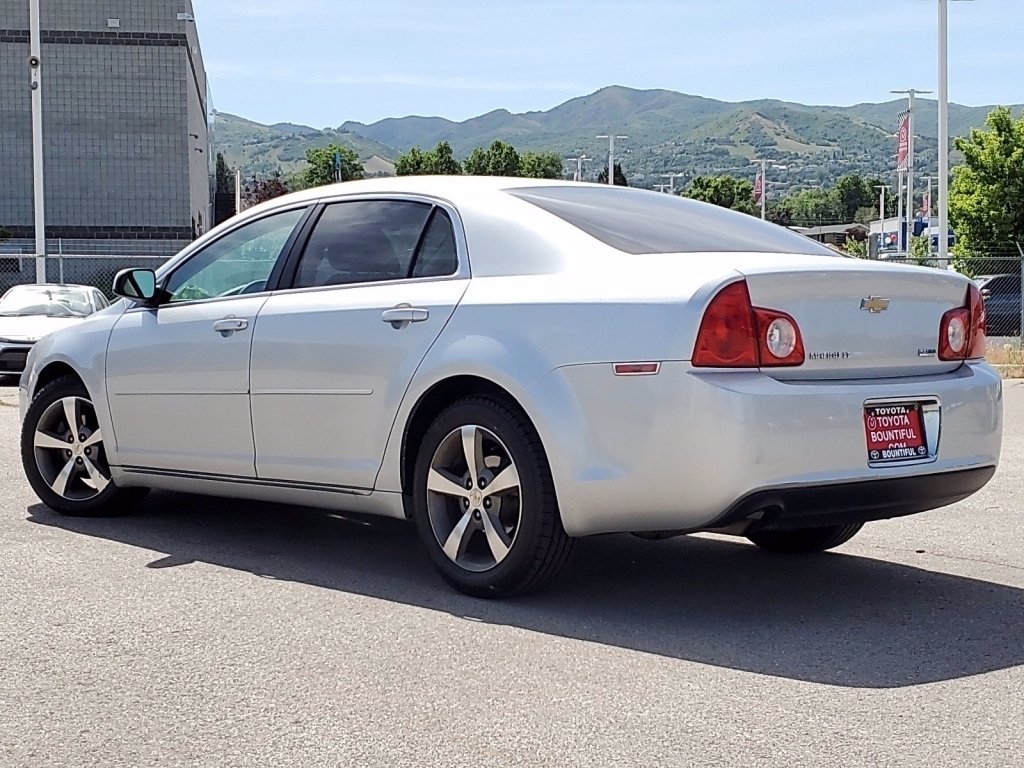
[507,185,837,257]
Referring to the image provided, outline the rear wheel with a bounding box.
[411,396,572,598]
[21,375,147,516]
[747,523,863,554]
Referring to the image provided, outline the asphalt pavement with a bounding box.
[1,382,1022,767]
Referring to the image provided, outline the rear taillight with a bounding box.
[939,283,986,361]
[693,280,805,368]
[967,282,986,359]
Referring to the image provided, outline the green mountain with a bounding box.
[212,113,399,179]
[216,86,1023,194]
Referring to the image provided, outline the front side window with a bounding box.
[164,207,306,303]
[293,200,434,288]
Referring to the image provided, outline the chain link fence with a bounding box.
[1,239,176,297]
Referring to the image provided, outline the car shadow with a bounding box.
[26,491,1024,690]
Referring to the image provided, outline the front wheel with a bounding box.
[411,396,572,598]
[747,523,863,554]
[21,375,147,516]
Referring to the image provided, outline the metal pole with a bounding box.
[760,159,767,220]
[29,0,45,284]
[876,185,888,249]
[1015,241,1024,342]
[235,168,241,215]
[906,91,915,249]
[896,171,904,254]
[604,136,614,185]
[596,134,626,185]
[938,0,950,266]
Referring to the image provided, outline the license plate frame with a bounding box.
[864,402,929,464]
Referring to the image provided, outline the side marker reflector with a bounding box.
[613,362,661,376]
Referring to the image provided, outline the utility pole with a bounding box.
[596,133,627,185]
[661,172,685,194]
[891,88,932,252]
[29,0,45,283]
[235,168,242,215]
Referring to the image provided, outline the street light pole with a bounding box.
[661,172,685,194]
[29,0,45,283]
[596,134,627,185]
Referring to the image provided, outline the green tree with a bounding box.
[843,238,868,258]
[909,234,933,264]
[394,146,428,176]
[464,140,521,176]
[425,141,462,175]
[303,144,364,188]
[243,172,290,206]
[596,162,628,186]
[682,175,755,214]
[774,187,843,227]
[520,151,564,179]
[834,174,877,222]
[215,152,234,195]
[950,107,1024,270]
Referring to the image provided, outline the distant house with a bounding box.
[788,223,869,246]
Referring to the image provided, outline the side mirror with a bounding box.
[112,268,159,305]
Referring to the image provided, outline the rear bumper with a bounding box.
[711,466,996,532]
[544,361,1002,536]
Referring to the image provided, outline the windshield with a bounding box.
[0,287,94,318]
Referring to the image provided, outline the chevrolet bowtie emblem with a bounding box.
[860,296,890,313]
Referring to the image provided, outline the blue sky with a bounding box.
[192,0,1022,127]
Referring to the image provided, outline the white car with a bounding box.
[0,284,109,379]
[18,178,1002,596]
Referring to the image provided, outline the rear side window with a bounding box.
[507,185,836,256]
[411,209,458,278]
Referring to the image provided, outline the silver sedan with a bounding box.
[18,178,1002,596]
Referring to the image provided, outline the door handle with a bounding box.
[213,317,249,336]
[381,305,429,329]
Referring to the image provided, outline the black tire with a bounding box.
[411,395,573,598]
[747,523,863,554]
[21,375,147,517]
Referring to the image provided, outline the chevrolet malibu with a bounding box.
[19,177,1002,597]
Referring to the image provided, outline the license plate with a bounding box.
[864,403,928,463]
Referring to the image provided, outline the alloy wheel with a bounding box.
[425,424,522,572]
[32,395,110,501]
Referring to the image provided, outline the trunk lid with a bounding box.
[734,255,972,380]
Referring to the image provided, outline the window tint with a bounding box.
[294,201,432,288]
[507,185,837,256]
[165,208,305,303]
[411,209,458,278]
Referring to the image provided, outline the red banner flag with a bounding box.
[896,111,910,171]
[753,172,763,202]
